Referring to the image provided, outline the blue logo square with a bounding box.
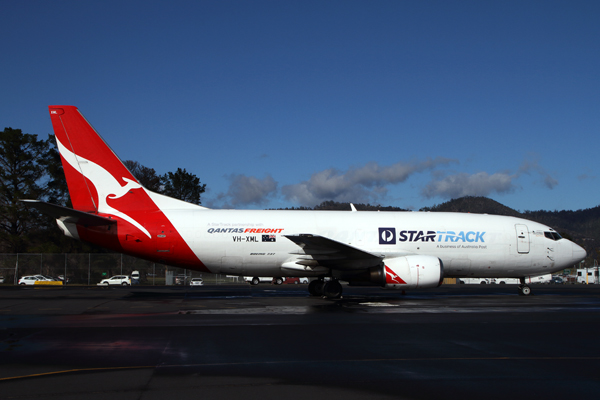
[379,228,396,244]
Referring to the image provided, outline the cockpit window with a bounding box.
[544,231,562,241]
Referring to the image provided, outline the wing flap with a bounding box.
[284,234,383,271]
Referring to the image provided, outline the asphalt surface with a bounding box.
[1,283,599,400]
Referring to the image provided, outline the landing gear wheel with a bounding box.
[308,280,325,296]
[518,284,532,296]
[251,277,260,285]
[323,280,343,299]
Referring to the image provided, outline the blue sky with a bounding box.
[2,0,599,211]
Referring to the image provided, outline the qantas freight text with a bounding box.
[208,228,284,234]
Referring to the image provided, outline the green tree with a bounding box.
[0,128,50,252]
[123,160,163,192]
[41,134,69,206]
[162,168,206,205]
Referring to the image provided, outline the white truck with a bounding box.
[458,278,520,284]
[131,270,140,284]
[459,274,551,285]
[244,276,310,285]
[459,278,492,284]
[576,268,599,284]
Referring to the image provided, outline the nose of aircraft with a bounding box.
[572,242,587,263]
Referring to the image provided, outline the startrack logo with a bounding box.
[379,228,396,245]
[378,228,486,243]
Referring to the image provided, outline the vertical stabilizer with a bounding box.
[46,106,208,271]
[49,106,139,213]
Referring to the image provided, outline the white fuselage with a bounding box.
[161,209,583,279]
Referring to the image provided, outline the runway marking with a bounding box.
[180,305,599,314]
[0,366,154,381]
[2,356,600,381]
[157,356,600,368]
[181,306,310,314]
[359,302,398,307]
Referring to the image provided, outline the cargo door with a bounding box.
[515,224,530,254]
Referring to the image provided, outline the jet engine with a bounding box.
[356,255,444,289]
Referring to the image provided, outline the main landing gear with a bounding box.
[308,278,343,299]
[518,277,532,296]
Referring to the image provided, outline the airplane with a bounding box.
[22,105,587,298]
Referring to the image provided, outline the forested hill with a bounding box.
[276,200,407,212]
[422,196,600,247]
[420,196,522,217]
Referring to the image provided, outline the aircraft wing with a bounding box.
[285,234,383,271]
[20,200,116,226]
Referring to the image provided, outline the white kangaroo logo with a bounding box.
[385,265,405,284]
[56,137,152,238]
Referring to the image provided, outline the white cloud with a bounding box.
[578,173,596,181]
[518,158,558,189]
[282,158,456,206]
[422,155,560,201]
[421,171,518,199]
[210,156,559,208]
[218,174,278,207]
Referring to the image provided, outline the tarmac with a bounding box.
[1,283,599,400]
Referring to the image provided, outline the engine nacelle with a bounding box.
[374,255,444,289]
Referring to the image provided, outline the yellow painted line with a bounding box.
[0,366,154,381]
[3,356,599,381]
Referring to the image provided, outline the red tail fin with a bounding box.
[49,105,160,239]
[49,106,139,213]
[47,106,208,271]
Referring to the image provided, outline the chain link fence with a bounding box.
[0,253,242,286]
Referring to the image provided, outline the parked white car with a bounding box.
[97,275,131,286]
[189,278,204,286]
[244,276,284,285]
[19,275,43,285]
[18,275,54,285]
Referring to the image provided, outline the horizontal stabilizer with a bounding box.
[20,200,116,226]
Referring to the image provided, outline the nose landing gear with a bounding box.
[518,278,532,296]
[518,285,532,295]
